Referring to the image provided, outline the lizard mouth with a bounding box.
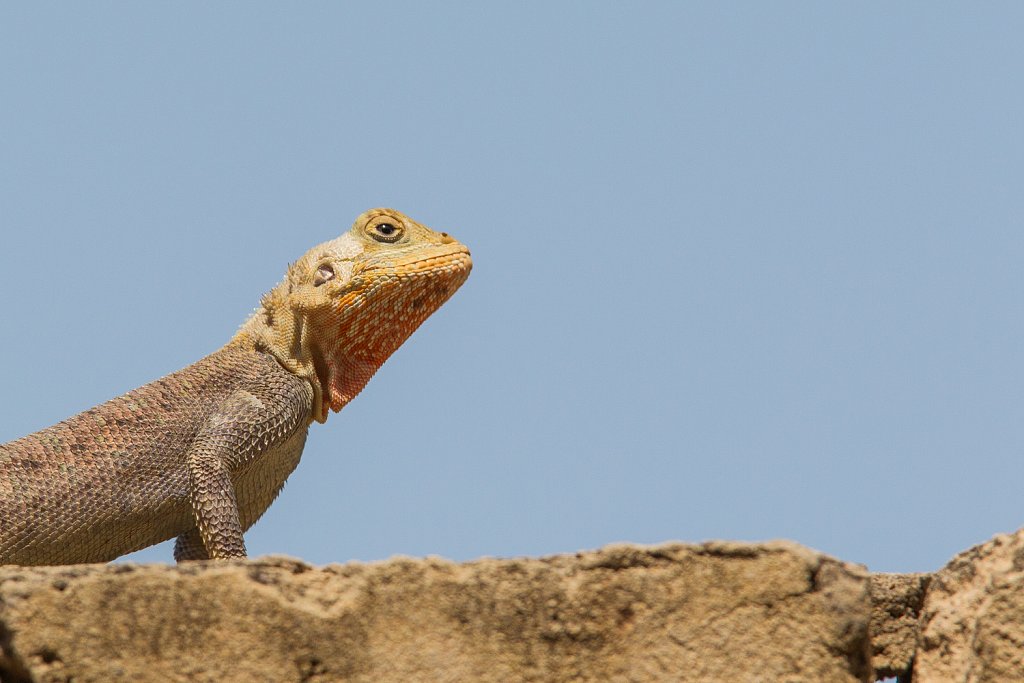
[360,243,473,278]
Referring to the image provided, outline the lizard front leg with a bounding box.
[176,384,312,561]
[186,444,246,559]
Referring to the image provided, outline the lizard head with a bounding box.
[235,208,472,423]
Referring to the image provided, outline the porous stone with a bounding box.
[0,541,871,683]
[913,528,1024,682]
[869,572,929,680]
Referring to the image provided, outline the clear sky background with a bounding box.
[1,3,1022,574]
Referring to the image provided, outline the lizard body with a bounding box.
[0,208,471,565]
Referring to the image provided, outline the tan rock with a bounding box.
[869,572,929,680]
[914,529,1024,682]
[0,541,871,683]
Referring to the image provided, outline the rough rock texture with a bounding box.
[913,528,1024,682]
[15,531,1024,682]
[869,572,929,680]
[0,541,872,683]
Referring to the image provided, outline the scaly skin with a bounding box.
[0,208,471,565]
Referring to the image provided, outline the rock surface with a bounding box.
[0,541,872,683]
[12,531,1024,683]
[913,528,1024,682]
[869,572,929,680]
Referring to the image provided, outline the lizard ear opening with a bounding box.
[313,264,335,286]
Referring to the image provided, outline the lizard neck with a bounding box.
[230,293,380,425]
[231,306,326,424]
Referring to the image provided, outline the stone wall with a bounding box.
[1,533,1022,682]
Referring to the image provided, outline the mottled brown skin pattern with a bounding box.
[0,209,471,565]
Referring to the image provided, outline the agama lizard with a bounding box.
[0,208,471,565]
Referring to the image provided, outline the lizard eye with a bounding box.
[313,264,335,286]
[366,220,404,243]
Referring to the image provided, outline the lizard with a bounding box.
[0,208,471,566]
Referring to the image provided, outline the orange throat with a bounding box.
[318,353,382,422]
[304,246,472,424]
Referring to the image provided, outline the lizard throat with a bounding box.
[318,354,382,422]
[311,255,472,422]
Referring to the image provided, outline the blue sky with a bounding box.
[2,3,1023,573]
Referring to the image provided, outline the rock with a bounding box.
[869,572,929,680]
[914,528,1024,682]
[0,541,871,683]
